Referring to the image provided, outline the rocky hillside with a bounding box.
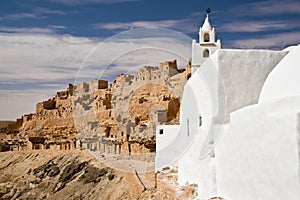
[0,150,197,200]
[0,150,130,199]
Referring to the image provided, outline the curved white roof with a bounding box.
[201,14,212,32]
[282,45,297,52]
[259,44,300,103]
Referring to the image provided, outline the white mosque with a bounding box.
[156,12,300,200]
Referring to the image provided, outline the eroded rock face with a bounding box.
[1,60,191,154]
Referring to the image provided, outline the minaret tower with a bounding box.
[192,8,221,74]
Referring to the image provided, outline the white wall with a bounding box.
[178,132,218,199]
[156,125,180,152]
[176,49,288,199]
[156,48,293,199]
[155,125,180,170]
[215,96,300,200]
[155,57,220,171]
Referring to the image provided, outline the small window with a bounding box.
[199,116,202,127]
[203,49,209,58]
[187,118,189,136]
[159,129,163,135]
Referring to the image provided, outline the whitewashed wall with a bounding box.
[177,49,286,184]
[155,125,180,170]
[155,45,300,199]
[215,96,300,200]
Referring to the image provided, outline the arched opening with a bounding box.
[203,49,209,58]
[204,33,210,42]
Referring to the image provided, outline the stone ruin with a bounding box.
[0,60,191,158]
[0,84,78,151]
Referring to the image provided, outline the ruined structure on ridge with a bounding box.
[73,60,190,157]
[0,60,191,157]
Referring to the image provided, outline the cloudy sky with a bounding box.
[1,0,300,120]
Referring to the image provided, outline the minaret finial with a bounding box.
[206,8,211,14]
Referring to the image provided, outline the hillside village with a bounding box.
[0,60,190,157]
[0,59,196,199]
[1,8,300,200]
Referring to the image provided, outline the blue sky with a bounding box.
[0,0,300,120]
[1,0,300,48]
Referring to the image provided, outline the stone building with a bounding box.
[73,60,189,157]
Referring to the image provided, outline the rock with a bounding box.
[78,166,112,184]
[56,161,88,191]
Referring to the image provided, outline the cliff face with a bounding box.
[0,60,191,155]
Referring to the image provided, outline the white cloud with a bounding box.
[0,13,37,21]
[231,31,300,49]
[0,28,191,120]
[95,20,183,30]
[0,27,56,34]
[0,7,66,21]
[218,0,300,34]
[224,0,300,19]
[48,25,66,29]
[32,7,67,15]
[243,0,300,15]
[94,18,198,34]
[0,33,96,82]
[220,20,297,33]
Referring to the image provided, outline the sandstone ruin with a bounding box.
[0,60,191,157]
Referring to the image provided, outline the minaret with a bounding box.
[191,9,221,74]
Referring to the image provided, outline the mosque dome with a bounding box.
[259,44,300,103]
